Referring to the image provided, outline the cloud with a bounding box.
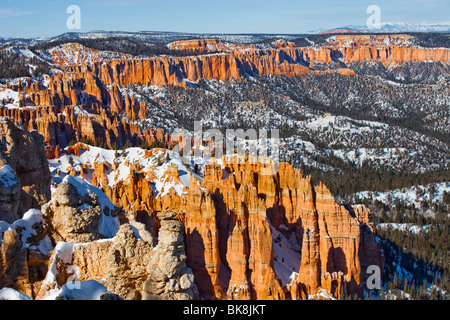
[0,8,32,19]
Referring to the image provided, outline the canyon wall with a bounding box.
[1,34,447,153]
[79,38,449,87]
[87,153,384,300]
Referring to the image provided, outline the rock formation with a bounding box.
[0,209,51,298]
[167,39,256,53]
[42,181,110,243]
[0,165,21,223]
[0,117,51,217]
[75,148,384,300]
[1,34,447,155]
[73,36,449,87]
[141,210,196,300]
[35,215,196,300]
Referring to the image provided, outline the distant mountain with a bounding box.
[312,22,450,34]
[1,26,448,48]
[0,31,303,46]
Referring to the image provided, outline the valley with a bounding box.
[0,31,448,300]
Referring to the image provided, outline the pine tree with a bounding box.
[380,288,386,300]
[403,277,409,298]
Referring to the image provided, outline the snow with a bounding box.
[0,88,21,109]
[49,144,193,202]
[0,164,19,187]
[378,223,430,234]
[72,106,97,118]
[316,288,337,300]
[0,288,32,300]
[356,182,450,209]
[43,241,75,286]
[62,175,120,238]
[270,222,302,286]
[0,88,20,102]
[0,209,53,255]
[43,280,111,300]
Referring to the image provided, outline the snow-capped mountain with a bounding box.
[312,21,450,34]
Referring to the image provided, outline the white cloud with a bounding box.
[0,8,32,19]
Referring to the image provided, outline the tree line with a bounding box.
[0,47,50,79]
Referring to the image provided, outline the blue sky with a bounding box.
[0,0,448,38]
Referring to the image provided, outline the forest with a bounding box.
[0,47,49,80]
[30,37,213,58]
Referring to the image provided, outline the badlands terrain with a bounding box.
[0,31,448,300]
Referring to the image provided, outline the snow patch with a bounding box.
[43,280,111,300]
[0,288,32,300]
[0,209,53,255]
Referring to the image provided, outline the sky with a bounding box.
[0,0,448,38]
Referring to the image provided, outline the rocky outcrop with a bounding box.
[0,209,50,298]
[87,152,384,300]
[0,228,31,295]
[0,117,51,217]
[185,159,376,300]
[35,214,195,300]
[141,210,196,300]
[167,39,256,53]
[0,165,21,223]
[0,133,384,300]
[42,182,105,243]
[74,36,449,87]
[0,34,407,300]
[1,34,447,155]
[0,104,171,153]
[34,223,151,300]
[49,43,131,67]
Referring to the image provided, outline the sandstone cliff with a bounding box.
[0,135,384,299]
[1,34,447,154]
[74,36,449,87]
[54,145,384,300]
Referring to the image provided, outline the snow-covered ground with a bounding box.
[42,280,113,300]
[355,182,450,209]
[0,287,32,300]
[270,222,302,287]
[48,144,210,201]
[377,223,430,234]
[0,88,21,109]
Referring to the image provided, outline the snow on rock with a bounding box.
[0,208,53,255]
[42,280,112,300]
[0,287,32,300]
[61,175,120,238]
[49,144,200,201]
[270,222,302,287]
[0,88,21,109]
[377,223,430,234]
[43,241,75,286]
[0,88,20,103]
[0,164,19,188]
[41,237,116,299]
